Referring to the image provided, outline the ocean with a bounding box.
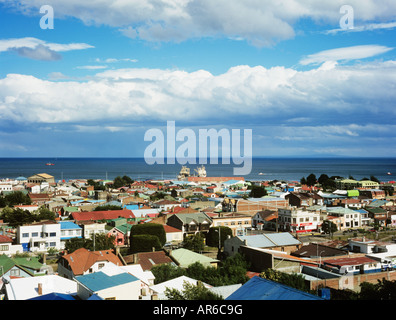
[0,157,395,183]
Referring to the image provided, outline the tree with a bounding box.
[130,234,162,253]
[370,175,380,183]
[260,268,310,293]
[151,264,186,284]
[300,177,307,185]
[249,185,267,198]
[130,223,166,247]
[206,226,233,248]
[0,207,35,228]
[183,233,205,252]
[170,189,178,198]
[318,174,329,186]
[322,220,338,236]
[36,206,57,221]
[165,280,223,300]
[306,173,317,186]
[4,191,31,206]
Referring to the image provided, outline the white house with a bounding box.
[59,221,83,250]
[0,184,13,192]
[3,274,78,300]
[17,221,61,253]
[75,266,142,300]
[278,207,321,234]
[0,235,23,256]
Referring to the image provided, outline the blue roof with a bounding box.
[59,221,82,230]
[76,271,139,292]
[29,292,76,300]
[226,276,323,300]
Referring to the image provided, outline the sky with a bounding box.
[0,0,396,159]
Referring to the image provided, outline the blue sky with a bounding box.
[0,0,396,158]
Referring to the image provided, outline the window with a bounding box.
[32,232,38,237]
[22,233,29,238]
[50,232,56,237]
[49,242,56,247]
[0,245,9,251]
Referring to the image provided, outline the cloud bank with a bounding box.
[2,0,396,46]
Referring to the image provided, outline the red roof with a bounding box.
[163,225,182,233]
[0,235,12,243]
[72,209,135,222]
[324,256,377,267]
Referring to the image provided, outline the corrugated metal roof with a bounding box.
[226,276,323,300]
[76,271,139,292]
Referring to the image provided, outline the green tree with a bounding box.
[0,207,35,228]
[322,220,338,236]
[130,234,162,253]
[165,280,223,300]
[170,189,178,198]
[318,174,329,186]
[86,233,115,251]
[306,173,317,186]
[206,226,233,248]
[4,191,31,206]
[300,177,307,185]
[64,237,88,253]
[183,233,205,252]
[130,223,166,247]
[249,185,267,198]
[370,175,380,183]
[151,264,186,284]
[260,268,310,293]
[36,206,57,221]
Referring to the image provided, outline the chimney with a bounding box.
[38,283,43,295]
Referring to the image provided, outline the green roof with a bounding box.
[347,190,359,197]
[170,248,219,268]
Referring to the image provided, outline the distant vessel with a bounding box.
[388,172,392,175]
[258,173,264,175]
[194,165,207,178]
[46,163,55,166]
[177,165,207,180]
[178,166,190,180]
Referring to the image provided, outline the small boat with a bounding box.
[258,173,264,175]
[46,163,55,166]
[387,172,392,175]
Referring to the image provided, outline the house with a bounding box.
[210,212,252,236]
[252,210,278,230]
[285,192,323,208]
[149,275,212,300]
[71,209,136,223]
[366,207,387,226]
[170,248,219,268]
[79,221,107,240]
[17,220,61,252]
[0,254,47,279]
[0,235,23,256]
[166,212,212,237]
[107,219,133,246]
[119,264,156,297]
[2,274,78,300]
[59,221,82,249]
[291,243,348,259]
[224,233,302,257]
[28,193,51,205]
[239,246,318,274]
[323,256,382,275]
[163,225,183,243]
[152,199,182,211]
[233,198,288,216]
[326,207,362,230]
[75,267,141,300]
[27,173,55,184]
[124,251,174,271]
[277,207,322,234]
[347,237,396,254]
[57,247,124,279]
[226,276,323,300]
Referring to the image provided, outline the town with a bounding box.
[0,167,396,300]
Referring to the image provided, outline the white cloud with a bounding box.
[299,45,393,65]
[326,21,396,34]
[0,37,94,60]
[1,60,396,126]
[3,0,396,46]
